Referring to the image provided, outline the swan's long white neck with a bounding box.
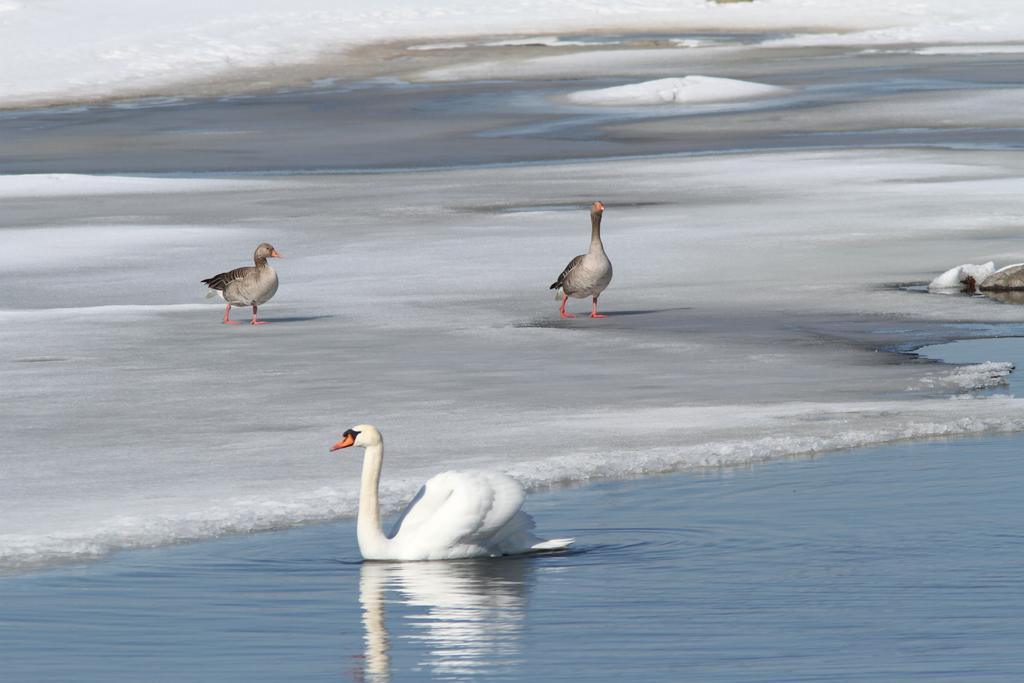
[357,442,390,558]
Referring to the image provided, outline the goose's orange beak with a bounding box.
[593,201,604,213]
[271,250,283,258]
[329,433,356,451]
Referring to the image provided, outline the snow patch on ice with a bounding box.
[483,36,604,48]
[408,35,607,51]
[407,41,472,51]
[915,44,1024,55]
[566,76,788,106]
[669,38,719,48]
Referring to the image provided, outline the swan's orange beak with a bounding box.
[271,250,283,258]
[329,433,356,451]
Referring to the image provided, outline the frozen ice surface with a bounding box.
[4,147,1024,570]
[928,262,995,290]
[416,48,751,82]
[914,44,1024,56]
[0,173,269,198]
[566,76,787,106]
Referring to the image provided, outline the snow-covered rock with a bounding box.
[928,262,995,291]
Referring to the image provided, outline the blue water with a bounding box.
[917,337,1024,396]
[4,426,1024,681]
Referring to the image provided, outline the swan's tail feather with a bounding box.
[530,537,574,551]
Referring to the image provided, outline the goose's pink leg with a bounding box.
[559,295,575,319]
[590,297,607,319]
[251,304,270,325]
[223,304,241,325]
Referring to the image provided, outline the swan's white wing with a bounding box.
[389,470,526,558]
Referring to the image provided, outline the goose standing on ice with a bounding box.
[201,242,282,325]
[549,201,613,318]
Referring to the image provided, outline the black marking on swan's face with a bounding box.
[343,429,361,440]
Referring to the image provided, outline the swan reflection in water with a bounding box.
[357,557,533,681]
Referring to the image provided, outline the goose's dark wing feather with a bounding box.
[549,254,584,290]
[201,265,254,291]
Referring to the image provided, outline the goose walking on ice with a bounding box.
[329,424,574,561]
[201,242,282,325]
[549,201,613,318]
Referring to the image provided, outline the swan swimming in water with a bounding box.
[329,424,574,561]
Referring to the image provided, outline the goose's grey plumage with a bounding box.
[202,242,281,325]
[549,201,612,318]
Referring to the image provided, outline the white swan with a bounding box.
[329,424,574,561]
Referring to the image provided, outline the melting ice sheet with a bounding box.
[4,148,1024,571]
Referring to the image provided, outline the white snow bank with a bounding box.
[0,174,270,199]
[928,262,995,290]
[2,0,1024,107]
[762,2,1024,49]
[567,76,788,106]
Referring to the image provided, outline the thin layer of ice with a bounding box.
[909,361,1014,393]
